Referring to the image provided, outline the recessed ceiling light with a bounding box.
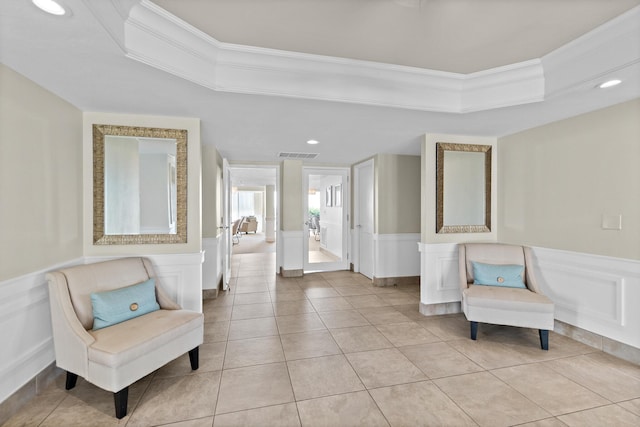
[32,0,67,16]
[307,140,319,145]
[598,79,622,89]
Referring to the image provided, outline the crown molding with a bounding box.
[91,0,639,114]
[542,5,640,99]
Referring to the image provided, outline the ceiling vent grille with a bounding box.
[278,152,319,159]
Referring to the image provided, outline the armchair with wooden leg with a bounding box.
[46,257,204,419]
[458,243,554,350]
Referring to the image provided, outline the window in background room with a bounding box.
[232,189,264,232]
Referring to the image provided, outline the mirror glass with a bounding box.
[436,142,491,233]
[93,124,188,245]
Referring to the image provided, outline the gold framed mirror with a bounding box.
[93,124,188,244]
[436,142,491,234]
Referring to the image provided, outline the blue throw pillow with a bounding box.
[471,262,526,289]
[91,278,160,330]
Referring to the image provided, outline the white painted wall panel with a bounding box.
[202,236,222,290]
[281,230,304,271]
[419,243,461,304]
[374,234,421,278]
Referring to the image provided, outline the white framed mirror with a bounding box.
[93,124,188,244]
[436,142,491,233]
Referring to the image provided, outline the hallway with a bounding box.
[6,252,640,426]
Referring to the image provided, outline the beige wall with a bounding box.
[0,64,83,281]
[421,134,498,243]
[202,144,223,237]
[83,112,202,255]
[498,98,640,260]
[375,154,421,234]
[280,159,303,231]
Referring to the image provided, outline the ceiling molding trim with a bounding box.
[125,1,220,89]
[542,5,640,99]
[461,59,545,113]
[115,1,636,114]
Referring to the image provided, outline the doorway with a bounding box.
[229,166,278,257]
[303,167,350,272]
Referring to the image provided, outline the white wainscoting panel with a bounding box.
[202,236,222,290]
[418,243,640,349]
[419,243,461,304]
[530,247,640,349]
[320,220,342,258]
[0,258,83,405]
[373,234,421,278]
[280,230,304,271]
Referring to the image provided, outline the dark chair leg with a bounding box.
[65,372,78,390]
[539,329,549,350]
[114,387,129,419]
[189,347,200,370]
[470,321,478,340]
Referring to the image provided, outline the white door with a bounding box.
[222,158,232,290]
[354,160,374,279]
[303,168,350,272]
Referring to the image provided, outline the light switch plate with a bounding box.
[601,214,622,230]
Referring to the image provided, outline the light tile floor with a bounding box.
[6,252,640,426]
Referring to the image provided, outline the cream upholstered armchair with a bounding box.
[46,257,204,419]
[458,243,554,350]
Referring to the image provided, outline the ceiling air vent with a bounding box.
[278,152,319,159]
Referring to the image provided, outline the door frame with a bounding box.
[222,158,231,290]
[353,159,374,278]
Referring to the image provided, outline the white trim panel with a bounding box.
[280,230,304,271]
[419,243,461,305]
[202,235,223,291]
[373,233,421,278]
[0,258,83,405]
[530,247,639,349]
